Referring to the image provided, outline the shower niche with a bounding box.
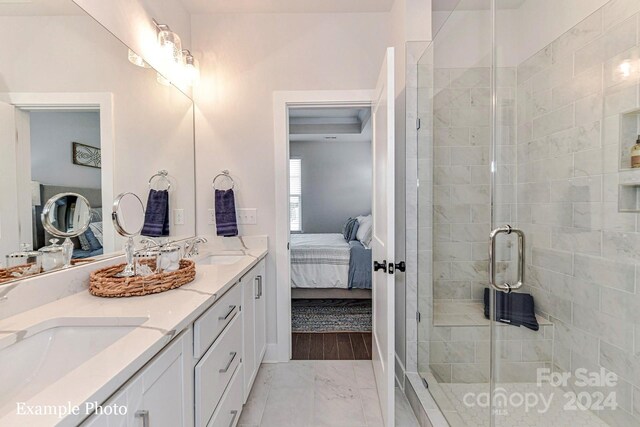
[619,109,640,212]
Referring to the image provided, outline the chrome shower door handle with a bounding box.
[489,225,525,293]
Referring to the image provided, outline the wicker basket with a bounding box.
[89,259,196,298]
[0,264,40,283]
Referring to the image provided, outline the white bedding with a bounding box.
[290,233,350,289]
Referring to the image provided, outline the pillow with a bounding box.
[356,215,372,245]
[349,220,360,241]
[342,218,354,240]
[342,217,361,241]
[83,226,103,251]
[77,232,92,251]
[89,222,103,247]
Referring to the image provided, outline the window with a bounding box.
[289,158,302,232]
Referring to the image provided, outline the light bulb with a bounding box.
[619,60,632,78]
[128,49,150,68]
[182,50,200,86]
[157,25,182,66]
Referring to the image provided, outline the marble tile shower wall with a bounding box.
[430,65,516,305]
[516,2,640,425]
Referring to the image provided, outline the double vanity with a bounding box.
[0,245,267,427]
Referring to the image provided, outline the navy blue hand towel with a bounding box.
[215,189,238,237]
[483,288,539,331]
[141,189,170,237]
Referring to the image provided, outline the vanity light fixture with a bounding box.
[153,19,182,66]
[127,49,150,68]
[182,49,200,86]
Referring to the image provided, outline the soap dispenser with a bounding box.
[631,135,640,168]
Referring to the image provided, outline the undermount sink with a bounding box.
[197,254,245,265]
[0,317,147,415]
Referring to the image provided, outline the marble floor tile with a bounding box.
[313,382,367,426]
[240,361,390,427]
[259,386,314,427]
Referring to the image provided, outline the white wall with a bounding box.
[290,140,372,233]
[431,0,610,69]
[192,12,391,349]
[30,111,101,189]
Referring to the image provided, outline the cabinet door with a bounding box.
[254,260,267,366]
[242,270,256,402]
[131,331,194,427]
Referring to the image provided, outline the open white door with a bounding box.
[0,101,21,258]
[371,47,395,426]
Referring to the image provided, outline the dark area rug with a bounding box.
[291,299,372,332]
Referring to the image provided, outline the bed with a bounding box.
[290,233,372,290]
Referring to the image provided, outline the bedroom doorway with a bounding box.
[287,105,374,360]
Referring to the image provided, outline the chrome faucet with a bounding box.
[184,237,208,258]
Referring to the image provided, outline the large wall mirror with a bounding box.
[0,0,196,285]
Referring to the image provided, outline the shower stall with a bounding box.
[410,0,640,425]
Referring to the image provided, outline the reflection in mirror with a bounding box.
[41,193,92,239]
[112,192,145,277]
[0,0,196,286]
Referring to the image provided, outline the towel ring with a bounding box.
[212,170,235,191]
[149,170,171,191]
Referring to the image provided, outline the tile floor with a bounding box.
[238,361,419,427]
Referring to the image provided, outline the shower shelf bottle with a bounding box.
[632,135,640,168]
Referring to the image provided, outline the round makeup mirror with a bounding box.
[41,193,92,238]
[112,192,145,277]
[112,192,145,237]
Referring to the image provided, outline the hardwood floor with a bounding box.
[292,332,372,360]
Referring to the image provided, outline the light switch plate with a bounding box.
[208,209,216,225]
[174,209,185,225]
[237,208,257,225]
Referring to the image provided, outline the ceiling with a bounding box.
[0,0,83,16]
[289,107,372,143]
[181,0,395,14]
[432,0,526,11]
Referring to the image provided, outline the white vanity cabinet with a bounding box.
[241,259,267,401]
[83,330,194,427]
[82,256,267,427]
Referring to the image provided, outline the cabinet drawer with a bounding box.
[194,283,241,358]
[195,314,242,427]
[207,363,243,427]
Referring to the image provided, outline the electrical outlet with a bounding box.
[208,209,216,225]
[174,209,185,225]
[237,208,257,225]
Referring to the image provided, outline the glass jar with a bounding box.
[134,248,160,276]
[39,239,65,272]
[5,243,41,275]
[158,242,181,273]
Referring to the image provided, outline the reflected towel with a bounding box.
[141,189,170,237]
[215,189,238,237]
[483,288,539,331]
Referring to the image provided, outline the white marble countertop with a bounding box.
[0,246,267,427]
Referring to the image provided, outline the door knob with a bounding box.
[374,260,387,273]
[395,261,406,272]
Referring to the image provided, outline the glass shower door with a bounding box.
[416,1,494,425]
[490,1,640,426]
